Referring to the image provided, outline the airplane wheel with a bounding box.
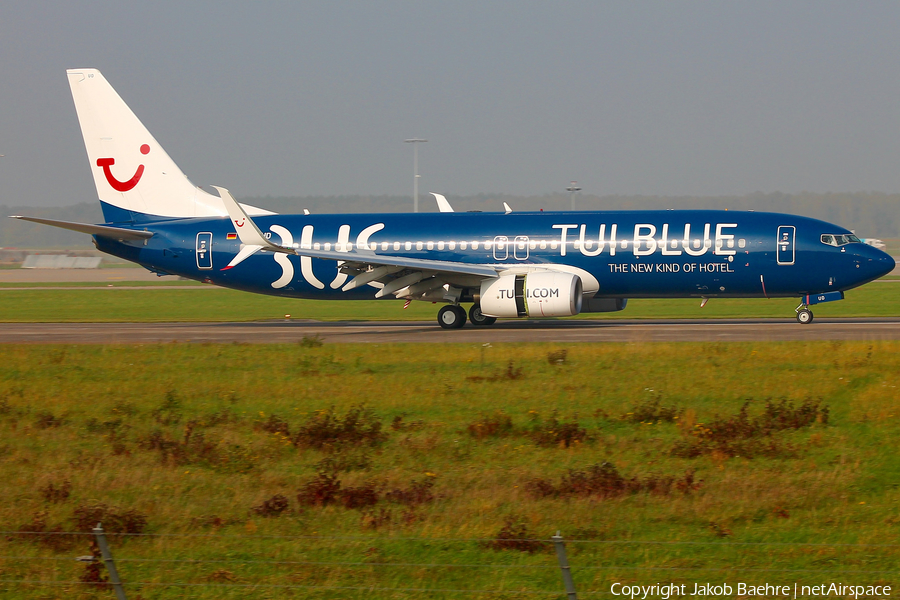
[438,305,466,329]
[469,304,497,327]
[796,308,813,324]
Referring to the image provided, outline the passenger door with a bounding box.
[196,232,213,270]
[776,226,795,265]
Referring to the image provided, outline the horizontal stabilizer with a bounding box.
[8,216,153,241]
[221,244,263,271]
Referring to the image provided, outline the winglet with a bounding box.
[214,186,274,248]
[214,186,293,271]
[431,193,454,213]
[503,202,513,214]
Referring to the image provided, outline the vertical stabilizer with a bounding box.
[67,69,230,222]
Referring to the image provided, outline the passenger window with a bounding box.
[738,239,746,249]
[449,241,456,250]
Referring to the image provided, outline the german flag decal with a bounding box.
[226,233,237,240]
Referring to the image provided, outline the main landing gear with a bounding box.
[468,304,497,327]
[795,303,814,324]
[436,304,497,329]
[437,305,466,329]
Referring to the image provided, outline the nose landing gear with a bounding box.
[795,305,814,324]
[794,291,844,324]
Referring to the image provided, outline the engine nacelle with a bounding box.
[479,272,583,318]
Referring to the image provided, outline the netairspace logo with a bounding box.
[610,582,892,599]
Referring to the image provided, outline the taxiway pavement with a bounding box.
[3,319,900,344]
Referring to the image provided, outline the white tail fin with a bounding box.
[67,69,271,222]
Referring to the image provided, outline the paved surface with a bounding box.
[2,266,899,343]
[0,268,169,283]
[3,318,900,343]
[0,285,212,290]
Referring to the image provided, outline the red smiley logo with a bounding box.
[97,144,150,192]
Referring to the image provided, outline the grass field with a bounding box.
[0,341,898,598]
[0,280,897,322]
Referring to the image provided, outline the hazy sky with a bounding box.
[2,1,900,208]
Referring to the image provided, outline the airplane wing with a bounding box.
[8,216,154,241]
[215,187,501,300]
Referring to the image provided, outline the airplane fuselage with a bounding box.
[94,209,893,302]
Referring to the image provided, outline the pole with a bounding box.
[552,531,578,600]
[405,139,427,213]
[93,523,128,600]
[414,143,419,213]
[566,181,581,211]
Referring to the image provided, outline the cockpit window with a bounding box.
[821,234,861,247]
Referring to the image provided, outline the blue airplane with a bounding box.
[11,69,895,328]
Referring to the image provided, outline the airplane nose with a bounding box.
[876,251,896,278]
[863,248,895,280]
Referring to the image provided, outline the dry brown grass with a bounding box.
[0,341,898,598]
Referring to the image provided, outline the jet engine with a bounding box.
[479,272,583,318]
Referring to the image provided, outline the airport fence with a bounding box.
[1,526,899,598]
